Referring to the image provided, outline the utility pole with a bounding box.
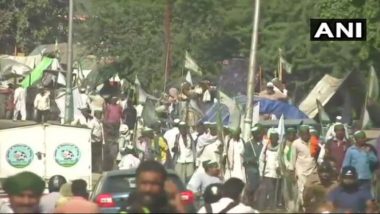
[243,0,261,141]
[65,0,74,123]
[163,0,173,92]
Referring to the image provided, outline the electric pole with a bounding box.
[243,0,261,141]
[65,0,74,123]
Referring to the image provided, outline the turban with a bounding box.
[334,123,345,131]
[267,128,279,137]
[353,130,366,140]
[2,171,45,196]
[299,125,310,134]
[286,127,296,134]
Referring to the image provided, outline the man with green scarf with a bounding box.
[243,126,264,207]
[1,171,45,213]
[282,127,298,212]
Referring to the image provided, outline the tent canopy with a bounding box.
[298,74,344,118]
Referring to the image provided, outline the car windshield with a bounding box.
[102,174,185,194]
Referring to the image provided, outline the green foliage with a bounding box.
[2,0,379,96]
[0,0,68,53]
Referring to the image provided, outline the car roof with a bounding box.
[102,168,177,177]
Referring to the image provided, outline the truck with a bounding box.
[0,120,92,199]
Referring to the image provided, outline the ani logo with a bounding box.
[6,144,34,168]
[55,143,81,167]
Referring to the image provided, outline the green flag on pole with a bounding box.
[184,51,203,76]
[21,57,53,88]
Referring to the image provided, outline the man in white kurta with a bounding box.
[288,125,317,211]
[196,123,221,170]
[223,128,246,183]
[13,85,27,120]
[164,118,180,158]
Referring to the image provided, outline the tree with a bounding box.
[0,0,68,54]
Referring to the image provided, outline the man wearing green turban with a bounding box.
[2,171,45,213]
[242,126,264,206]
[342,130,378,194]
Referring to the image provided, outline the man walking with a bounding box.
[289,125,318,211]
[223,128,246,183]
[13,83,27,121]
[34,87,51,123]
[243,126,264,206]
[256,128,281,211]
[342,130,378,194]
[172,122,194,183]
[319,123,352,171]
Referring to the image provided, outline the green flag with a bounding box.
[184,51,202,76]
[21,57,53,88]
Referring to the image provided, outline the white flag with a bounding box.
[277,114,285,143]
[57,72,66,86]
[252,102,260,127]
[185,70,193,85]
[280,56,292,74]
[184,51,202,76]
[362,108,370,129]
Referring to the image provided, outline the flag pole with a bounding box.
[243,0,261,141]
[279,49,283,82]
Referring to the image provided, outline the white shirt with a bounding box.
[34,92,51,111]
[88,118,103,143]
[118,154,141,170]
[164,127,180,158]
[0,200,12,214]
[289,138,317,176]
[176,134,194,163]
[187,168,221,194]
[79,93,90,109]
[39,192,61,213]
[198,197,258,214]
[259,142,280,178]
[13,87,26,109]
[196,134,221,167]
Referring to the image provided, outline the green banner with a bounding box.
[21,57,53,88]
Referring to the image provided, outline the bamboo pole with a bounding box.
[243,0,261,141]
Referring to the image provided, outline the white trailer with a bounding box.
[0,120,92,192]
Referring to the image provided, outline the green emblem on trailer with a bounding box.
[6,144,34,168]
[55,143,81,167]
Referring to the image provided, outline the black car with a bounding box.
[90,168,196,213]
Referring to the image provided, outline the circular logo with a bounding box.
[55,144,81,167]
[6,144,34,168]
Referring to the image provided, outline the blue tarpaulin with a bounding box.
[199,103,230,125]
[256,98,308,119]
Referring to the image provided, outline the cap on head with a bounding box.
[266,82,274,88]
[341,166,357,178]
[286,127,296,134]
[173,118,181,124]
[202,160,219,169]
[267,128,279,137]
[142,127,153,134]
[353,130,366,140]
[334,123,345,131]
[299,125,310,134]
[178,121,187,127]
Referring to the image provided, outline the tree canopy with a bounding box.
[1,0,379,96]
